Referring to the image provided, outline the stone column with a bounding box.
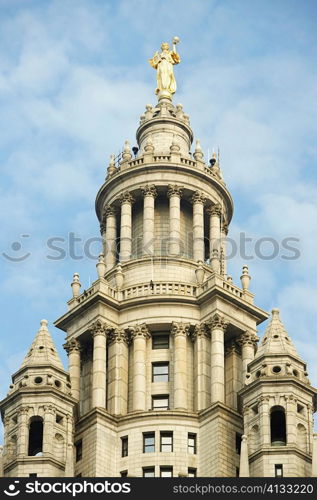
[43,405,55,455]
[132,324,150,411]
[285,395,297,445]
[103,206,117,270]
[239,435,250,477]
[259,396,271,446]
[192,324,209,411]
[172,322,190,410]
[207,204,222,272]
[225,341,241,410]
[208,313,228,403]
[312,433,317,477]
[65,414,74,477]
[119,192,134,262]
[220,222,228,276]
[63,338,81,402]
[108,329,129,415]
[17,407,29,456]
[167,185,182,257]
[141,185,157,257]
[191,191,205,262]
[237,331,258,383]
[91,321,107,408]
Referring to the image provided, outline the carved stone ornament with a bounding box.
[167,184,183,198]
[119,191,135,205]
[207,313,228,333]
[191,191,206,205]
[171,322,190,337]
[207,203,222,217]
[141,185,158,198]
[63,337,81,355]
[130,324,150,340]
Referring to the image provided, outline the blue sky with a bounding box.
[0,0,317,437]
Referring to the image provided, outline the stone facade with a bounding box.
[0,80,317,478]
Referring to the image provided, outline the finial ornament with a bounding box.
[149,37,181,99]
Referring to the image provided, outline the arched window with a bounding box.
[28,416,43,456]
[270,406,286,446]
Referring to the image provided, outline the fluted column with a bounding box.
[63,338,81,402]
[225,341,241,409]
[172,322,190,410]
[132,324,150,411]
[208,313,228,403]
[91,321,107,408]
[192,324,209,411]
[108,329,129,415]
[103,206,117,270]
[17,407,29,456]
[119,192,134,262]
[207,204,222,272]
[167,185,182,257]
[43,405,55,455]
[237,331,258,383]
[141,185,157,257]
[191,191,206,262]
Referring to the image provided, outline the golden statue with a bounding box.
[149,37,180,97]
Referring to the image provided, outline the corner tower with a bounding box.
[239,309,317,477]
[0,321,75,477]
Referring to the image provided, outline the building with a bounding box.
[1,42,317,478]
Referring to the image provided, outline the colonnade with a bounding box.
[64,317,258,414]
[100,185,227,270]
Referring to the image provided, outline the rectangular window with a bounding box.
[143,432,155,453]
[152,395,169,410]
[152,334,169,350]
[188,433,197,454]
[236,433,242,455]
[188,468,196,477]
[29,473,37,477]
[56,414,63,424]
[121,436,128,457]
[120,470,128,477]
[160,466,173,477]
[143,467,155,477]
[275,464,283,477]
[160,431,173,452]
[152,363,169,382]
[75,439,82,462]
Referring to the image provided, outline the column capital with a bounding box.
[222,222,229,235]
[43,404,56,415]
[237,330,259,348]
[207,203,222,217]
[119,191,135,205]
[191,323,209,341]
[167,184,183,198]
[130,323,150,340]
[103,205,117,218]
[108,328,129,345]
[171,322,190,337]
[18,406,30,416]
[63,337,81,355]
[141,184,158,198]
[225,340,240,356]
[207,313,228,333]
[191,191,206,205]
[89,320,109,338]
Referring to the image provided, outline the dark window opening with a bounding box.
[120,470,128,477]
[160,466,173,477]
[75,439,83,461]
[28,417,43,456]
[271,407,286,446]
[160,432,173,452]
[236,433,242,455]
[121,436,128,457]
[152,334,169,350]
[143,433,155,453]
[188,468,197,477]
[143,467,155,477]
[188,433,197,454]
[275,464,283,477]
[236,467,240,477]
[29,473,37,477]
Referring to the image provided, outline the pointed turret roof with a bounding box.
[255,308,301,359]
[20,319,64,370]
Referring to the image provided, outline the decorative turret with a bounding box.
[239,309,317,477]
[0,320,76,477]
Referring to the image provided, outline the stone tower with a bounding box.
[1,43,316,478]
[239,309,317,477]
[0,320,75,477]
